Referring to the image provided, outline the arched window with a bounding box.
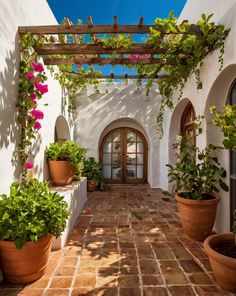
[180,102,196,143]
[229,80,236,229]
[100,127,148,184]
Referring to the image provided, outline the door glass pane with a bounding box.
[113,143,120,153]
[137,154,143,164]
[112,165,121,179]
[112,153,120,166]
[105,135,112,142]
[127,142,136,153]
[103,165,111,178]
[137,143,143,153]
[137,165,143,178]
[103,154,111,164]
[127,131,136,143]
[137,135,141,142]
[113,132,120,142]
[104,143,112,153]
[126,165,136,179]
[127,154,136,165]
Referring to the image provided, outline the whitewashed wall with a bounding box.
[74,83,161,187]
[159,0,236,232]
[0,0,72,194]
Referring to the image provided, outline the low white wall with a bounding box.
[51,178,87,250]
[74,83,161,187]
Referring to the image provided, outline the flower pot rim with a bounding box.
[0,234,52,249]
[175,192,220,206]
[204,232,236,267]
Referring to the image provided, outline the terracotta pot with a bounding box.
[0,235,52,283]
[175,193,220,241]
[204,233,236,292]
[87,180,97,192]
[48,160,74,186]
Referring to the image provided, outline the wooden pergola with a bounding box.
[18,16,201,80]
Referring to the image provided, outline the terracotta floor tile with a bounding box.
[0,289,22,296]
[119,287,142,296]
[77,266,97,275]
[194,286,222,296]
[61,257,78,267]
[142,275,164,286]
[159,260,183,274]
[120,266,139,275]
[45,289,69,296]
[71,287,93,296]
[168,285,195,296]
[55,266,76,276]
[49,276,73,288]
[97,275,118,287]
[23,276,49,289]
[73,275,96,287]
[178,259,204,273]
[153,247,174,259]
[118,275,140,287]
[93,287,118,296]
[18,289,45,296]
[188,273,213,285]
[143,287,169,296]
[163,273,189,285]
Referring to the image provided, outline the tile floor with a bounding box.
[0,185,235,296]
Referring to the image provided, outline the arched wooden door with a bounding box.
[100,128,148,184]
[180,102,196,143]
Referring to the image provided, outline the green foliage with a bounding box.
[0,179,70,249]
[45,141,86,179]
[210,105,236,149]
[83,157,104,188]
[98,34,132,50]
[167,125,229,200]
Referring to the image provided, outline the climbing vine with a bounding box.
[17,13,229,176]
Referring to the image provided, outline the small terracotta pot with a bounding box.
[48,160,74,186]
[175,193,220,241]
[204,233,236,292]
[87,180,97,192]
[0,235,52,283]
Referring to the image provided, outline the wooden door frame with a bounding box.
[99,127,148,184]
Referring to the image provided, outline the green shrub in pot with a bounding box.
[83,157,104,190]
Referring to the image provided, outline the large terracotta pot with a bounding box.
[204,233,236,292]
[87,180,97,192]
[175,193,220,241]
[0,235,52,283]
[48,160,74,186]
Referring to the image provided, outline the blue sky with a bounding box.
[46,0,187,76]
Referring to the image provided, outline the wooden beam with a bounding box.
[113,16,118,28]
[67,72,169,79]
[43,57,177,66]
[138,17,144,28]
[36,43,168,55]
[87,16,93,28]
[18,24,201,35]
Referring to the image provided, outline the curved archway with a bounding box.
[180,102,196,143]
[54,115,71,142]
[100,127,148,184]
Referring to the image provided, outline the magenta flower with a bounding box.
[130,54,140,63]
[34,121,42,130]
[77,64,81,68]
[26,71,35,80]
[31,109,44,120]
[142,54,150,59]
[31,93,37,100]
[94,36,99,43]
[34,83,48,94]
[32,61,44,73]
[24,161,33,170]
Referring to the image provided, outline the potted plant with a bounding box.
[45,141,85,186]
[167,123,228,241]
[83,157,104,192]
[0,178,69,283]
[203,105,236,292]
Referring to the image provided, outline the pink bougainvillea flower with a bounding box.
[94,36,99,43]
[31,93,37,100]
[34,83,48,94]
[34,121,42,130]
[142,54,151,59]
[26,71,35,80]
[77,64,81,68]
[24,161,33,170]
[31,61,44,73]
[31,109,44,120]
[130,54,140,63]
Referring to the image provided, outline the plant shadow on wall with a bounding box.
[0,37,21,179]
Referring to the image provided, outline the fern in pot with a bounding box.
[203,105,236,292]
[167,121,228,242]
[45,141,86,186]
[0,179,70,283]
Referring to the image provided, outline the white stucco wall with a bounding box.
[74,83,161,187]
[0,0,72,194]
[159,0,236,232]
